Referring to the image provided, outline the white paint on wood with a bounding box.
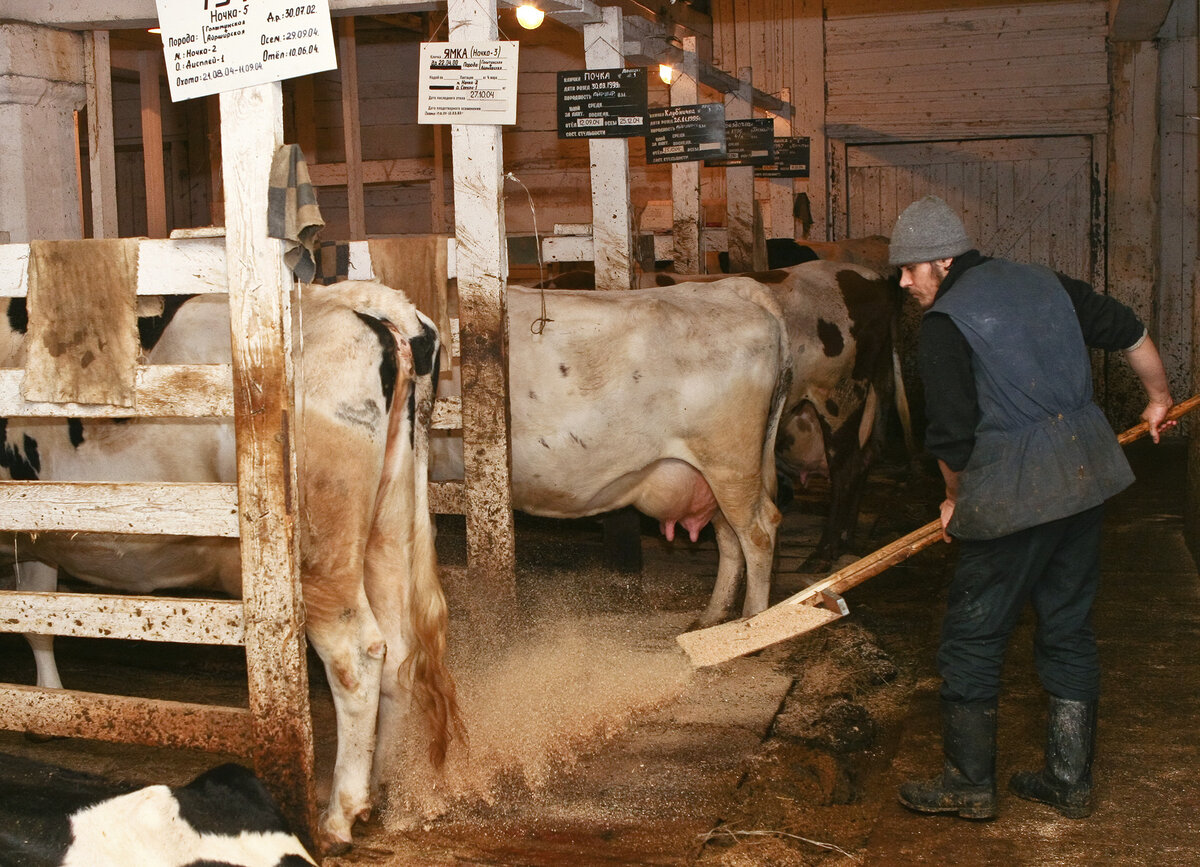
[0,592,244,644]
[219,81,316,834]
[0,365,233,417]
[0,685,253,756]
[448,0,516,596]
[671,35,703,273]
[584,5,634,290]
[724,67,754,272]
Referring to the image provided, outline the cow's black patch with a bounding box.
[817,318,845,357]
[175,764,293,836]
[719,238,820,273]
[354,312,398,412]
[0,421,41,480]
[67,417,85,448]
[137,294,194,353]
[0,752,139,866]
[825,398,840,417]
[409,318,438,378]
[7,298,28,334]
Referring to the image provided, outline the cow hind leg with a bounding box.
[304,585,387,852]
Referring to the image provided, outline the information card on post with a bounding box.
[156,0,337,102]
[417,41,519,125]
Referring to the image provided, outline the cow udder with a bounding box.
[630,459,718,543]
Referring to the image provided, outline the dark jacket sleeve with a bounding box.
[918,311,978,472]
[1055,272,1146,351]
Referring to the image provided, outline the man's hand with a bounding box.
[1142,399,1176,444]
[939,498,956,543]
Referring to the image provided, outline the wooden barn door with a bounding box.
[839,135,1100,285]
[834,134,1108,427]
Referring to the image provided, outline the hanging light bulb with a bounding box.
[516,4,545,29]
[658,64,674,85]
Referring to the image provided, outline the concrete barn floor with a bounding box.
[0,439,1197,865]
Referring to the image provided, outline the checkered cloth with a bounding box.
[267,144,324,282]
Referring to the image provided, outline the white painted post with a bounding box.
[447,0,516,602]
[219,82,317,843]
[725,66,755,273]
[583,5,634,291]
[766,85,794,240]
[671,35,703,273]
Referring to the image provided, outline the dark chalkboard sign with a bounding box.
[755,136,810,178]
[645,103,727,164]
[704,117,775,167]
[557,67,648,139]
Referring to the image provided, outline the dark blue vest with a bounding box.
[931,259,1134,539]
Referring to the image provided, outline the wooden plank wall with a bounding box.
[824,0,1110,141]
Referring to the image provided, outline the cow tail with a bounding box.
[398,315,465,768]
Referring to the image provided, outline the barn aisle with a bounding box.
[861,440,1200,865]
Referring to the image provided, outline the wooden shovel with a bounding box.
[677,393,1200,668]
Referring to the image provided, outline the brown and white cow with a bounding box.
[530,259,905,567]
[1,282,460,853]
[506,278,793,627]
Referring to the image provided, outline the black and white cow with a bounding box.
[0,754,315,866]
[1,282,461,853]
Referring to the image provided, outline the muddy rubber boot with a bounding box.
[899,700,998,819]
[1009,696,1097,818]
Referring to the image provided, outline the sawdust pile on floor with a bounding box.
[380,600,696,826]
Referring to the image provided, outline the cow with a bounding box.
[515,257,906,568]
[0,753,315,866]
[506,278,793,627]
[1,282,461,853]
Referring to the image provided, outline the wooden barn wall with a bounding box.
[823,1,1110,141]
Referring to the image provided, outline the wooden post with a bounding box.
[725,66,754,272]
[583,5,635,291]
[792,0,825,240]
[671,35,703,273]
[138,50,167,238]
[219,82,317,844]
[338,17,366,239]
[447,0,516,605]
[767,85,793,240]
[84,31,118,239]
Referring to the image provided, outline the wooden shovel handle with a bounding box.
[783,393,1200,611]
[1117,393,1200,445]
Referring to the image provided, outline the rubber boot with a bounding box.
[1009,696,1097,818]
[899,699,998,819]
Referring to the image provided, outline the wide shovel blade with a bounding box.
[676,519,942,667]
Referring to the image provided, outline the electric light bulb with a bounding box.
[516,4,545,29]
[659,64,674,85]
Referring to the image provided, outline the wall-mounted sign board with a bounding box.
[756,136,811,178]
[704,117,775,167]
[156,0,336,102]
[556,68,648,139]
[645,104,726,165]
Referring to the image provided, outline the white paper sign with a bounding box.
[418,41,519,125]
[156,0,337,102]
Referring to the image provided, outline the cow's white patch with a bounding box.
[61,785,315,867]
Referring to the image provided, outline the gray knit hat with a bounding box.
[888,195,972,265]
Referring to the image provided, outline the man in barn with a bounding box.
[888,195,1175,820]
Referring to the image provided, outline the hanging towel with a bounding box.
[268,144,324,282]
[367,236,452,352]
[23,238,140,406]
